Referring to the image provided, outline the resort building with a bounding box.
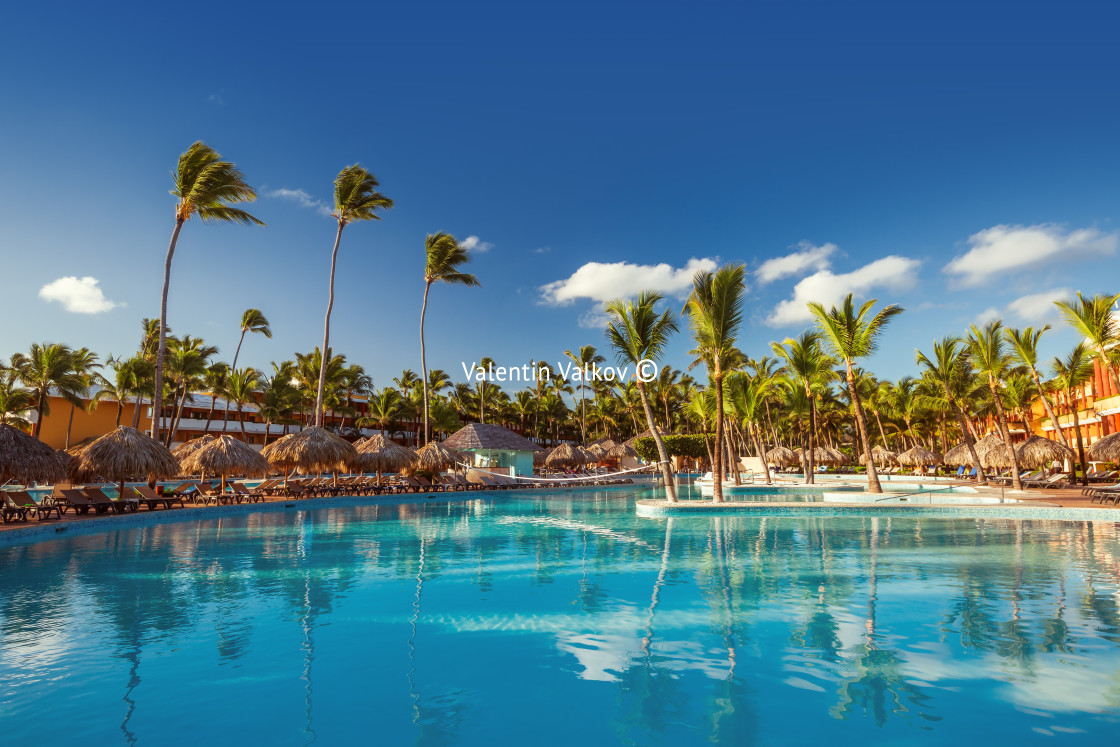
[1030,357,1120,450]
[441,423,543,476]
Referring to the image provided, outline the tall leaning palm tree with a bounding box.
[968,320,1023,490]
[1050,344,1096,485]
[683,264,746,504]
[605,291,679,501]
[1006,325,1067,445]
[807,294,902,494]
[420,233,479,445]
[314,165,393,427]
[220,308,271,425]
[1055,293,1120,395]
[564,345,606,443]
[916,337,985,481]
[152,142,262,443]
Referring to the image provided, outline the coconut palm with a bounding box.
[916,337,986,481]
[357,387,402,436]
[474,356,497,424]
[63,347,100,449]
[605,291,679,501]
[200,362,230,434]
[1006,325,1067,444]
[967,320,1023,489]
[164,336,218,446]
[726,371,774,485]
[420,232,480,445]
[225,368,262,441]
[152,142,262,443]
[12,343,84,439]
[772,332,835,484]
[564,345,606,442]
[312,165,393,426]
[257,371,300,446]
[683,265,746,503]
[0,369,33,427]
[807,294,903,494]
[1054,292,1120,393]
[1050,343,1096,485]
[221,308,271,423]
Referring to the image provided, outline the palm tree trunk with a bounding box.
[152,218,184,442]
[637,381,677,502]
[239,405,248,441]
[65,403,76,449]
[804,386,816,485]
[221,330,247,426]
[33,392,47,439]
[420,281,431,446]
[203,397,217,435]
[873,409,888,448]
[1069,392,1088,486]
[989,377,1023,490]
[726,420,740,485]
[712,367,725,502]
[752,422,772,485]
[131,394,142,428]
[950,397,986,481]
[115,402,123,427]
[846,363,882,494]
[314,221,345,427]
[764,400,779,447]
[1031,370,1066,444]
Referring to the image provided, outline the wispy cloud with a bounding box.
[539,257,718,306]
[207,92,225,106]
[534,247,551,254]
[461,235,493,253]
[766,256,921,326]
[267,188,333,216]
[755,241,837,284]
[943,224,1116,287]
[39,276,122,314]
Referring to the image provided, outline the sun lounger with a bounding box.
[59,488,110,515]
[85,487,139,513]
[132,485,184,510]
[1,492,29,523]
[1022,473,1068,489]
[4,490,61,520]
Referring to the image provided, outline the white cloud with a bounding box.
[534,247,551,254]
[539,257,719,306]
[39,276,122,314]
[1005,287,1074,322]
[755,241,837,284]
[974,307,1001,324]
[461,235,493,253]
[766,255,921,327]
[267,188,332,216]
[943,224,1116,287]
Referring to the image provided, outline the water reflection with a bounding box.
[1,493,1119,744]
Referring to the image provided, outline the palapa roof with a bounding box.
[533,446,553,465]
[860,444,898,465]
[415,441,464,469]
[942,442,973,466]
[1011,435,1074,468]
[0,424,66,484]
[75,426,180,482]
[179,435,272,477]
[973,433,1005,456]
[585,443,608,458]
[355,434,417,472]
[441,423,542,452]
[260,426,359,473]
[606,442,639,459]
[546,442,583,467]
[765,446,797,466]
[1088,432,1120,463]
[897,446,941,466]
[171,434,216,460]
[578,446,600,464]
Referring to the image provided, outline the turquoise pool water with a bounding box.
[2,487,1119,745]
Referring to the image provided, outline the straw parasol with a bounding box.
[356,435,418,482]
[597,438,618,451]
[171,434,215,461]
[897,446,941,468]
[585,443,608,459]
[809,446,839,464]
[533,446,553,466]
[414,441,463,471]
[973,433,1005,457]
[0,424,66,485]
[943,442,982,466]
[860,444,898,466]
[1088,432,1120,463]
[545,442,582,468]
[261,426,359,475]
[1011,435,1074,469]
[765,446,797,466]
[75,426,180,498]
[179,435,271,493]
[580,446,601,464]
[827,446,850,465]
[606,442,639,460]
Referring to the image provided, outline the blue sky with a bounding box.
[2,0,1119,392]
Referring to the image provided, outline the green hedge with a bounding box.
[632,434,713,461]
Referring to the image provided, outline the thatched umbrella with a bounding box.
[546,442,582,468]
[809,446,839,464]
[597,438,618,452]
[1088,432,1120,463]
[943,442,976,467]
[765,446,797,466]
[356,435,418,483]
[827,446,850,465]
[585,443,608,459]
[533,446,553,466]
[261,426,359,476]
[897,446,941,469]
[0,424,66,485]
[860,444,898,466]
[179,435,271,494]
[1012,435,1074,469]
[579,446,601,464]
[75,426,180,499]
[973,433,1005,457]
[171,434,215,461]
[415,441,463,471]
[606,442,639,460]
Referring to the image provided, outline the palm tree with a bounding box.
[152,142,262,443]
[64,347,100,449]
[13,343,84,439]
[683,265,746,503]
[0,369,33,427]
[605,291,679,501]
[1055,292,1120,393]
[772,332,835,484]
[1006,325,1067,444]
[807,294,903,494]
[201,363,230,434]
[164,336,218,445]
[225,368,261,441]
[357,387,402,436]
[564,345,606,442]
[1050,344,1096,485]
[313,165,393,426]
[967,320,1023,490]
[916,337,986,481]
[475,356,497,423]
[420,233,480,445]
[221,308,271,424]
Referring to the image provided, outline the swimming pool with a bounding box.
[2,487,1118,745]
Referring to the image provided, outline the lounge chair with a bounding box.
[1,492,29,523]
[131,485,184,510]
[4,490,61,520]
[85,487,139,513]
[59,488,110,515]
[1023,473,1068,489]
